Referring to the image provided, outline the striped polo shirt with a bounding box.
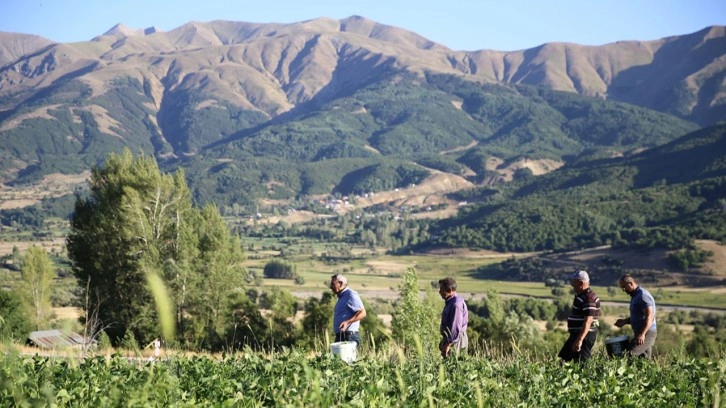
[567,288,600,332]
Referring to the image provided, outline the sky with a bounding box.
[1,0,724,51]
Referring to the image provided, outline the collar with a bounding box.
[336,287,350,298]
[628,286,642,298]
[445,293,458,303]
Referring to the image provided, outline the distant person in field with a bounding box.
[330,273,366,347]
[614,273,657,358]
[438,277,469,358]
[559,270,601,363]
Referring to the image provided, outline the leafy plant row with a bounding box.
[1,351,722,407]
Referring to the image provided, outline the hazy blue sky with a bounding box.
[1,0,724,51]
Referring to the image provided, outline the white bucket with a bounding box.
[330,341,357,363]
[604,335,630,358]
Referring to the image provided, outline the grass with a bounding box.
[3,235,726,310]
[247,252,726,309]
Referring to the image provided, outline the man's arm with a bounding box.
[339,308,366,331]
[634,306,654,345]
[572,316,594,352]
[446,302,466,344]
[614,317,631,327]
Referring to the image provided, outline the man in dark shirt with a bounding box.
[558,270,600,363]
[438,277,468,358]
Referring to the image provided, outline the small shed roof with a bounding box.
[27,329,96,349]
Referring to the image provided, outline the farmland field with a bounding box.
[1,348,723,407]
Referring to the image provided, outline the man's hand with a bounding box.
[339,321,349,332]
[634,334,645,346]
[439,341,451,358]
[571,339,583,353]
[614,318,628,328]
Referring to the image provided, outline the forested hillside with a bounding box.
[428,124,726,252]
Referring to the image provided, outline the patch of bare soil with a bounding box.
[53,307,81,320]
[0,104,64,132]
[419,247,538,259]
[353,171,475,211]
[0,239,66,256]
[363,260,414,275]
[553,246,671,271]
[543,242,726,288]
[439,140,477,155]
[487,157,564,181]
[255,210,320,225]
[0,171,90,209]
[697,240,726,277]
[248,171,475,225]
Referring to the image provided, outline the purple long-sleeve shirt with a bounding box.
[440,293,468,344]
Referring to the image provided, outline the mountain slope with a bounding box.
[431,124,726,252]
[0,17,722,205]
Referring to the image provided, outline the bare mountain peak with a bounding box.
[339,15,447,51]
[0,32,55,65]
[101,23,161,38]
[168,21,224,47]
[103,23,134,37]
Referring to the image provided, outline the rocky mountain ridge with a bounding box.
[1,17,723,124]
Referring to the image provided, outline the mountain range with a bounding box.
[0,17,724,207]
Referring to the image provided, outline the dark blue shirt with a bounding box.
[630,286,657,334]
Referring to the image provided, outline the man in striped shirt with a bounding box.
[558,270,600,363]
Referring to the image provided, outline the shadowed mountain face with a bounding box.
[0,17,723,204]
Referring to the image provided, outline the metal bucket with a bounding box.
[604,335,630,357]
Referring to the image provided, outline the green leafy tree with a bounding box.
[67,149,246,349]
[183,205,247,350]
[359,299,389,349]
[258,287,298,348]
[0,290,31,342]
[20,246,55,329]
[391,268,439,355]
[263,260,296,279]
[10,246,22,271]
[469,290,543,353]
[299,292,335,348]
[224,289,267,350]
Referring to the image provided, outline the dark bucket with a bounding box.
[604,335,629,357]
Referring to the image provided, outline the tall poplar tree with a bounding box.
[67,149,246,348]
[20,246,55,329]
[391,267,440,355]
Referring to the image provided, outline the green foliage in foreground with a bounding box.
[1,351,723,407]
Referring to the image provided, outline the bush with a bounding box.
[0,291,31,342]
[98,331,112,350]
[120,330,139,352]
[263,260,296,279]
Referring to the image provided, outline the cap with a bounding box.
[570,270,590,282]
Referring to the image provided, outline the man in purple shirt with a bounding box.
[438,277,468,358]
